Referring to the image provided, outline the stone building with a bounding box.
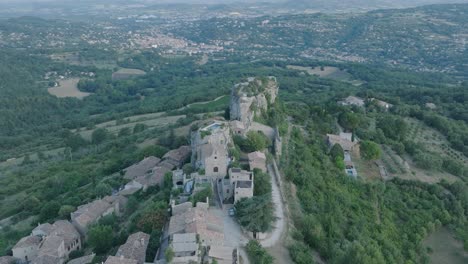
[115,232,150,264]
[191,122,231,178]
[221,168,254,203]
[71,195,127,237]
[247,151,267,172]
[13,220,81,264]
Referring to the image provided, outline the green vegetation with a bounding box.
[235,195,275,236]
[284,115,468,264]
[245,240,274,264]
[253,169,272,196]
[360,140,381,160]
[88,224,114,254]
[234,131,270,153]
[191,187,213,205]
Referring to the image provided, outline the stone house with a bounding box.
[221,168,254,204]
[71,195,127,238]
[247,151,267,172]
[123,156,161,180]
[0,256,17,264]
[104,256,137,264]
[339,96,365,107]
[13,220,81,264]
[12,236,41,262]
[115,232,150,264]
[208,245,237,264]
[191,122,231,178]
[168,201,224,246]
[326,132,358,152]
[162,146,191,168]
[170,233,200,264]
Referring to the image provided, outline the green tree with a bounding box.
[58,205,75,219]
[118,127,132,137]
[95,183,112,197]
[329,144,344,160]
[235,195,275,236]
[245,240,274,264]
[65,133,87,151]
[191,187,212,206]
[133,123,147,134]
[88,225,113,254]
[39,201,60,222]
[165,247,174,263]
[253,169,272,196]
[91,128,108,145]
[360,141,381,160]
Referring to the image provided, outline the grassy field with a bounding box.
[77,114,185,141]
[286,65,363,85]
[47,78,91,99]
[423,227,468,264]
[182,95,229,112]
[406,117,468,165]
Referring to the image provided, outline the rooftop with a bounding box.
[116,232,150,264]
[13,235,41,249]
[104,256,138,264]
[123,156,161,180]
[236,180,252,188]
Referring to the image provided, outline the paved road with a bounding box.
[261,163,285,248]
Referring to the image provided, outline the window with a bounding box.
[214,156,217,159]
[214,167,219,173]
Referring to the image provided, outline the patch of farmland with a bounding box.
[112,68,146,81]
[405,117,467,165]
[423,227,468,264]
[47,78,91,99]
[77,115,185,141]
[286,65,363,85]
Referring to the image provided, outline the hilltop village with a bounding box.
[5,77,283,264]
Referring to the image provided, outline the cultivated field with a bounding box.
[424,227,468,264]
[406,117,467,165]
[286,65,363,85]
[112,68,146,80]
[47,78,91,99]
[76,114,185,141]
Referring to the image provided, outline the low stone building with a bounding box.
[247,151,267,172]
[370,98,393,110]
[338,96,365,107]
[170,233,200,264]
[168,201,224,246]
[104,256,137,264]
[163,146,191,168]
[0,256,17,264]
[222,168,254,203]
[208,245,237,264]
[123,156,161,180]
[326,132,358,152]
[71,195,127,237]
[12,235,41,262]
[13,220,81,264]
[66,254,95,264]
[115,232,150,264]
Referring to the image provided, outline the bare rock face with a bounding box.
[230,77,278,134]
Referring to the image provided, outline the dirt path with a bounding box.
[177,95,226,110]
[262,164,285,248]
[263,159,293,263]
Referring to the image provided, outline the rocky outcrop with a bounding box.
[229,77,278,134]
